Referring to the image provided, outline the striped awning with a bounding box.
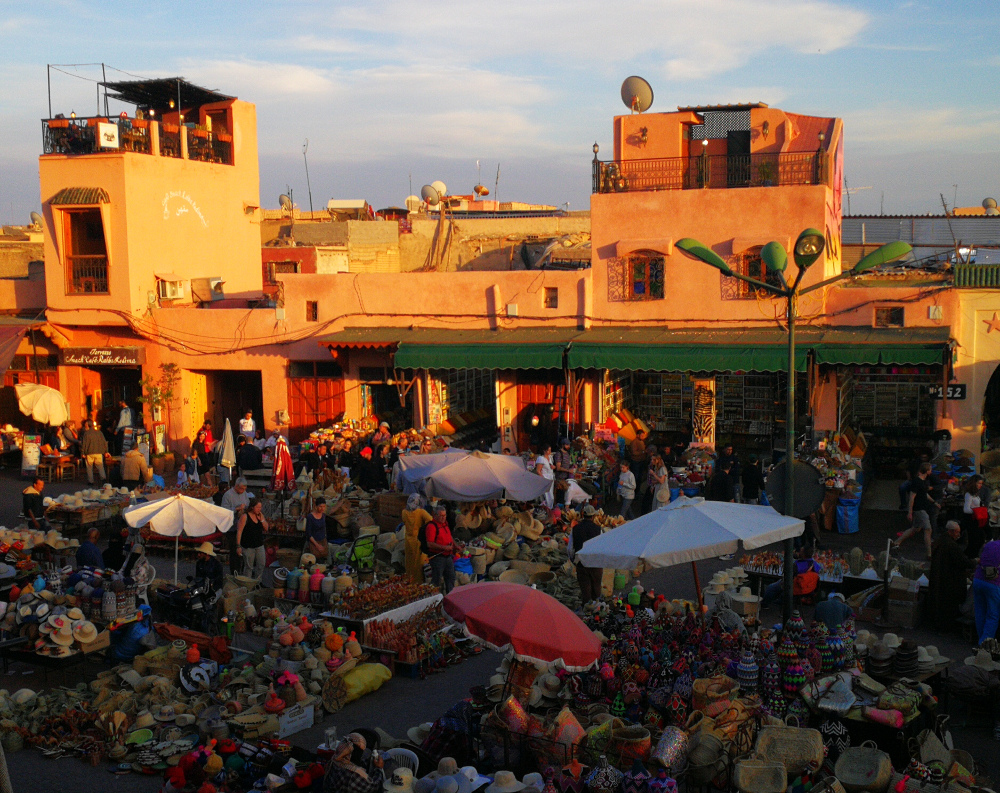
[49,187,110,205]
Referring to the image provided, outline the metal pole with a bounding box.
[47,65,52,119]
[303,139,314,214]
[782,291,797,624]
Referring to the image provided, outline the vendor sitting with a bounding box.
[194,542,224,591]
[814,591,853,632]
[22,477,49,531]
[76,527,104,568]
[323,733,383,793]
[761,545,822,609]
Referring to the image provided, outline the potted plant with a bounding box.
[756,159,777,186]
[138,362,180,453]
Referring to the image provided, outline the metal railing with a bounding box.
[954,263,1000,288]
[66,255,109,294]
[42,117,152,155]
[593,151,823,193]
[159,123,181,158]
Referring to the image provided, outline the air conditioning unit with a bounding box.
[191,277,225,302]
[157,279,185,300]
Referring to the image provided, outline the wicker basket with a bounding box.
[834,741,892,793]
[610,724,651,765]
[734,753,788,793]
[754,721,824,775]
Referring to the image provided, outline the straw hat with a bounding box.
[882,633,902,649]
[427,758,460,781]
[386,768,417,793]
[134,709,155,729]
[489,561,511,579]
[154,704,177,722]
[732,587,760,603]
[655,488,671,504]
[485,771,527,793]
[461,767,493,792]
[52,625,75,647]
[300,553,317,567]
[196,542,216,557]
[925,646,951,666]
[498,570,528,586]
[964,649,1000,671]
[66,607,84,621]
[407,722,433,745]
[73,621,98,644]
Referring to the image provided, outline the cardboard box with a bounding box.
[889,577,920,603]
[887,598,921,628]
[277,703,315,738]
[80,629,110,654]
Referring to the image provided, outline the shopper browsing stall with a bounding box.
[236,497,268,579]
[424,505,456,594]
[571,504,603,603]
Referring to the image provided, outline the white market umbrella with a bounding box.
[394,447,469,493]
[124,493,234,582]
[576,496,804,607]
[218,418,236,472]
[423,450,553,502]
[14,383,68,427]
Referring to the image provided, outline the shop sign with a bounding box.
[927,384,966,400]
[60,347,146,366]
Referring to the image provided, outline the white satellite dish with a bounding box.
[421,184,441,206]
[29,211,42,228]
[405,195,422,212]
[431,180,447,198]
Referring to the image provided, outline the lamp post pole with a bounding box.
[675,234,914,625]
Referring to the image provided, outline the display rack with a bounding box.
[632,372,689,431]
[602,370,632,421]
[715,374,777,438]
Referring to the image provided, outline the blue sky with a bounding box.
[1,1,998,223]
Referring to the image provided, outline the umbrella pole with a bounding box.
[692,561,704,611]
[174,536,179,584]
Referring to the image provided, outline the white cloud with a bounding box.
[844,105,1000,150]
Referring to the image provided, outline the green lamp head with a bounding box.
[760,241,788,273]
[851,240,913,274]
[675,238,733,276]
[793,228,825,269]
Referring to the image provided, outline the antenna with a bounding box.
[302,139,314,214]
[494,164,500,208]
[620,76,654,113]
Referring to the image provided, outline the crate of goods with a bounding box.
[375,493,408,533]
[888,577,920,602]
[887,597,922,628]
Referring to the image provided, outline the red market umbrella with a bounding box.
[442,582,600,672]
[270,437,295,492]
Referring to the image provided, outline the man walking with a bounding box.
[571,505,603,603]
[80,419,108,484]
[895,462,936,559]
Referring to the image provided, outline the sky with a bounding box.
[1,1,998,223]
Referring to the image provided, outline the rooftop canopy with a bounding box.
[100,78,233,114]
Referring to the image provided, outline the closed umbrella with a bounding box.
[442,582,600,671]
[424,450,552,502]
[575,496,804,608]
[124,493,234,583]
[14,383,68,427]
[270,437,295,492]
[218,418,236,475]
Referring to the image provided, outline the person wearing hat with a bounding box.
[323,734,384,793]
[195,542,224,592]
[928,520,975,632]
[814,591,853,632]
[358,446,389,492]
[76,528,104,569]
[371,421,391,446]
[570,505,603,603]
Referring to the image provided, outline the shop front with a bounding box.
[59,345,145,428]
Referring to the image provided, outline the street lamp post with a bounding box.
[676,234,913,623]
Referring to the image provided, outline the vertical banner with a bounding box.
[21,434,41,476]
[691,377,716,449]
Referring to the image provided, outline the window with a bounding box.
[544,287,558,309]
[630,253,665,300]
[267,261,298,285]
[359,366,388,383]
[722,247,782,300]
[874,307,905,328]
[62,208,109,294]
[306,301,318,322]
[289,361,342,378]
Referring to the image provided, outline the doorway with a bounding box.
[192,370,264,443]
[727,130,751,187]
[515,371,580,453]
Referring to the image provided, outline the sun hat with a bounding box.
[964,649,1000,671]
[407,722,433,745]
[73,621,98,644]
[434,778,460,793]
[655,488,672,504]
[882,633,902,649]
[926,646,951,666]
[11,688,36,707]
[732,587,760,603]
[52,625,75,647]
[521,774,544,791]
[485,771,526,793]
[154,704,177,722]
[582,504,597,517]
[134,709,155,729]
[460,768,492,792]
[386,768,417,793]
[427,758,460,780]
[194,542,216,557]
[66,607,85,621]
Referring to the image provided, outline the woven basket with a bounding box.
[755,721,824,775]
[469,548,488,575]
[610,724,651,765]
[734,753,787,793]
[834,741,892,792]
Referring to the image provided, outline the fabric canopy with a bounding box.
[813,345,943,366]
[14,383,68,426]
[442,582,600,671]
[576,496,804,570]
[393,448,469,493]
[394,342,565,370]
[566,342,808,372]
[423,450,553,502]
[0,326,27,379]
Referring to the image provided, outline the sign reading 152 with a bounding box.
[927,384,966,400]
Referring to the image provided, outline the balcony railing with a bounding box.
[954,263,1000,288]
[592,151,824,193]
[66,255,109,294]
[42,116,232,164]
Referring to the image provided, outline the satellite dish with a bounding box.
[983,197,997,209]
[278,194,292,210]
[29,212,42,228]
[621,76,654,113]
[986,207,1000,216]
[405,195,422,212]
[764,460,826,519]
[474,184,490,197]
[431,180,447,198]
[420,184,440,206]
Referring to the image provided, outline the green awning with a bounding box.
[394,342,565,370]
[567,343,808,372]
[814,346,943,366]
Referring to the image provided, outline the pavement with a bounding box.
[0,465,997,786]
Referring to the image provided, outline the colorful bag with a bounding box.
[862,706,904,729]
[611,724,652,764]
[692,675,739,711]
[650,727,688,770]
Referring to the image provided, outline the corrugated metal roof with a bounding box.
[844,216,1000,246]
[49,187,110,206]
